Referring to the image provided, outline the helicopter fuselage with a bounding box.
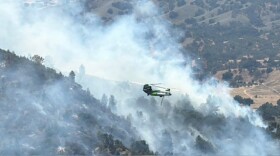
[143,84,171,97]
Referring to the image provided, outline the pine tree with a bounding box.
[109,95,116,111]
[101,94,108,106]
[69,71,75,82]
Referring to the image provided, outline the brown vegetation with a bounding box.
[230,70,280,109]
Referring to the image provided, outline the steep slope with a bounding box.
[2,1,280,155]
[2,49,279,155]
[77,74,280,155]
[0,49,152,155]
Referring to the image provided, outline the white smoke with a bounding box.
[0,0,279,155]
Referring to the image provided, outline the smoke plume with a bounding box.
[0,0,279,155]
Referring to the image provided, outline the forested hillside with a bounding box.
[0,49,153,155]
[2,48,279,155]
[2,1,280,155]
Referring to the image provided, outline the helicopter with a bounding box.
[143,84,172,97]
[143,83,173,105]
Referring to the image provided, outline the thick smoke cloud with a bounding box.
[0,0,279,155]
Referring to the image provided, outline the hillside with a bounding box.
[2,1,280,154]
[22,0,280,75]
[0,49,154,155]
[21,0,280,108]
[82,0,280,76]
[86,0,280,109]
[2,48,280,155]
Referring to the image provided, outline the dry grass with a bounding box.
[230,70,280,109]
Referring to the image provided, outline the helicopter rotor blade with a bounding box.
[150,83,162,86]
[128,81,145,85]
[153,85,168,89]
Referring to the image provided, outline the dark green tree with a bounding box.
[69,71,75,82]
[222,71,233,81]
[130,140,153,155]
[31,55,44,64]
[243,98,254,106]
[234,95,243,104]
[109,95,116,111]
[257,102,279,120]
[195,135,215,153]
